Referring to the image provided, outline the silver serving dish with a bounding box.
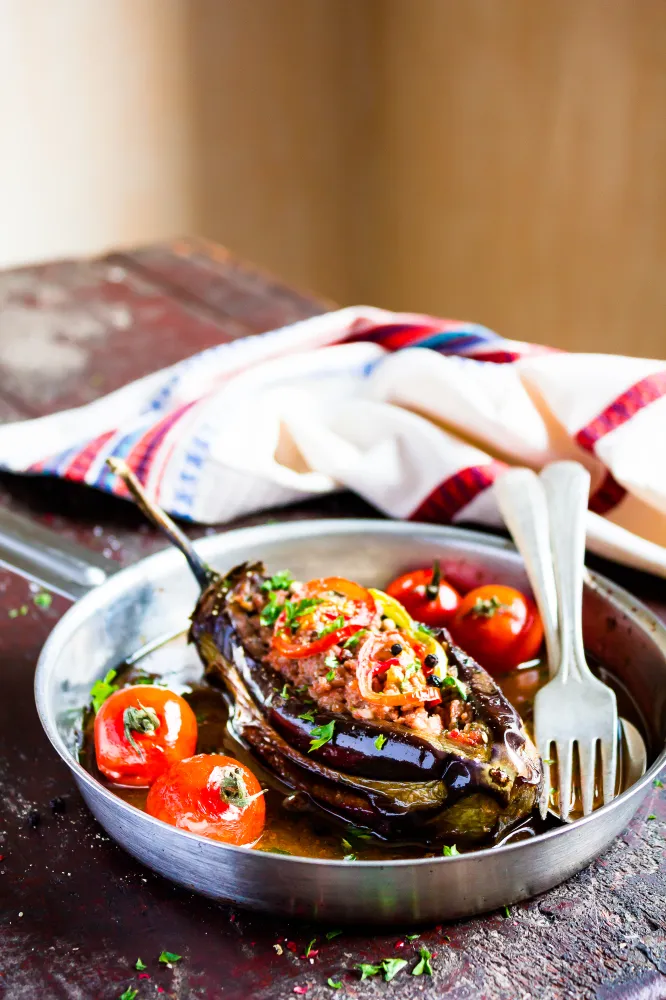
[6,516,665,924]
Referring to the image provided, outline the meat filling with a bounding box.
[227,572,474,738]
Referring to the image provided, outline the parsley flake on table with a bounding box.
[405,933,420,941]
[343,853,357,861]
[33,592,52,609]
[374,734,387,751]
[654,778,664,788]
[327,979,342,989]
[503,905,511,918]
[308,720,335,752]
[135,958,146,970]
[325,929,342,941]
[382,958,408,981]
[305,937,317,957]
[299,710,316,723]
[442,844,460,856]
[647,814,657,820]
[412,945,433,976]
[158,950,182,965]
[90,669,118,713]
[357,962,382,980]
[119,989,138,1000]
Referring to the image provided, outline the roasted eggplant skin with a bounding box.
[189,563,543,843]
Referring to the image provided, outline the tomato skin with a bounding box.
[94,685,198,786]
[449,584,543,674]
[272,576,375,659]
[386,566,461,627]
[146,754,266,846]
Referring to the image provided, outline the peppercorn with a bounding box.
[424,653,438,668]
[390,643,403,656]
[427,674,443,688]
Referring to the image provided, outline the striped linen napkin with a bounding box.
[0,306,664,576]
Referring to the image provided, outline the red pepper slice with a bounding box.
[356,631,441,707]
[271,577,375,659]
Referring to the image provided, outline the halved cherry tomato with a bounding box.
[146,754,265,845]
[386,561,461,627]
[272,577,375,659]
[94,685,197,786]
[356,630,442,707]
[449,584,543,674]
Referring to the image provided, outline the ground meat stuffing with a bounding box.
[226,574,474,739]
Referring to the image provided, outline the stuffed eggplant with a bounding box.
[190,562,542,843]
[107,458,542,846]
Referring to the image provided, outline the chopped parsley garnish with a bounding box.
[260,570,294,593]
[542,757,556,765]
[317,615,345,639]
[654,778,664,788]
[327,979,342,989]
[647,814,657,821]
[325,930,343,941]
[280,683,290,700]
[416,622,434,636]
[284,597,324,633]
[325,669,336,682]
[270,848,292,855]
[346,826,373,841]
[383,958,408,981]
[135,958,146,970]
[123,704,160,752]
[435,674,468,701]
[260,596,283,627]
[308,720,335,752]
[119,989,138,1000]
[305,938,317,957]
[33,592,52,609]
[343,853,357,861]
[442,844,460,856]
[342,630,367,650]
[503,905,511,918]
[412,946,433,976]
[298,710,316,723]
[90,669,118,713]
[405,933,420,941]
[158,950,182,964]
[324,650,339,682]
[374,734,387,751]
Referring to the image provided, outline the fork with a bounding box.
[496,462,619,821]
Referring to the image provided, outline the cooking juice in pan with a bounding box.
[79,629,643,860]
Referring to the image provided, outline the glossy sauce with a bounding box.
[79,632,644,859]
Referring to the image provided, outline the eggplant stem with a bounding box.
[106,457,214,589]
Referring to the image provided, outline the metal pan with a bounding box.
[3,513,665,924]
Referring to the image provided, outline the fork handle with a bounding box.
[494,468,560,676]
[540,462,591,682]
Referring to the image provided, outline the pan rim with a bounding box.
[34,517,666,868]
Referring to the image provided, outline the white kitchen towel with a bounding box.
[0,305,664,576]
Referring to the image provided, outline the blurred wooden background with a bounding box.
[2,0,666,356]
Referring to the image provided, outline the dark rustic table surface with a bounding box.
[0,238,664,1000]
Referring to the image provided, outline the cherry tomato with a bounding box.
[449,584,543,674]
[386,561,461,627]
[356,630,441,707]
[94,685,198,786]
[146,754,266,846]
[272,577,375,659]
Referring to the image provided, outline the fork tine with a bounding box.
[538,747,553,819]
[558,740,574,823]
[601,733,618,806]
[578,740,597,816]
